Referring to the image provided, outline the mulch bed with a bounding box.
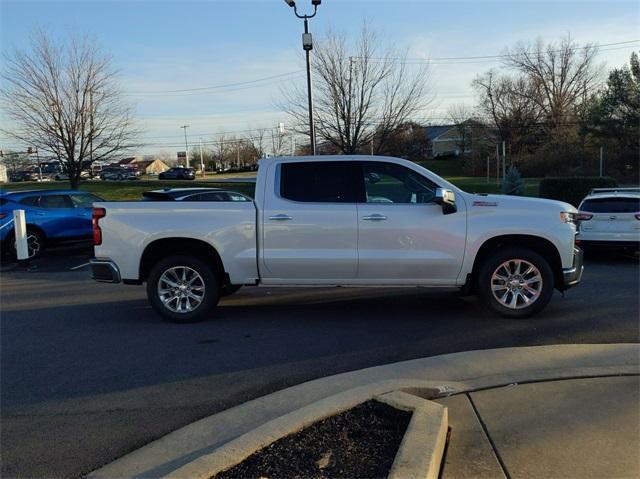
[214,400,412,479]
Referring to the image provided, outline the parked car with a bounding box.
[0,190,104,259]
[158,167,196,180]
[576,187,640,250]
[99,167,139,181]
[142,188,252,202]
[54,171,91,181]
[91,155,583,323]
[9,171,38,182]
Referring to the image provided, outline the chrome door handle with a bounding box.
[362,214,387,221]
[268,214,293,221]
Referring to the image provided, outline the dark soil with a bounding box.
[214,400,412,479]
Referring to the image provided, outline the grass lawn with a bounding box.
[447,177,541,196]
[0,176,541,200]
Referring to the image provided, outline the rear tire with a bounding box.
[477,247,554,318]
[147,255,219,323]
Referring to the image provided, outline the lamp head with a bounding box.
[283,0,295,7]
[311,0,321,5]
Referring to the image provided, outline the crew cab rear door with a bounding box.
[260,160,361,281]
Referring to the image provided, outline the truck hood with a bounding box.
[463,193,577,213]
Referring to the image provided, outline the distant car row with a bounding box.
[8,166,201,182]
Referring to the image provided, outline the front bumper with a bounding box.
[90,258,121,283]
[560,247,583,291]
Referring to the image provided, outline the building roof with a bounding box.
[424,125,455,141]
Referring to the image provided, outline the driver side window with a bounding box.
[361,162,437,204]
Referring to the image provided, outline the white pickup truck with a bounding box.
[91,155,583,322]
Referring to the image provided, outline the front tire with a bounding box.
[477,247,554,318]
[147,255,219,323]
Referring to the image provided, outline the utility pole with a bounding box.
[496,143,500,186]
[35,148,42,182]
[89,88,94,164]
[199,138,205,177]
[180,125,190,167]
[486,155,489,184]
[236,140,240,168]
[303,17,316,155]
[599,146,603,177]
[502,141,506,179]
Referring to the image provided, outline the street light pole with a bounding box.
[180,125,190,167]
[284,0,321,156]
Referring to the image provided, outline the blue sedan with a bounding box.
[0,190,103,259]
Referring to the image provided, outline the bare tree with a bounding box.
[270,127,288,156]
[0,31,138,188]
[502,36,602,129]
[447,103,477,156]
[472,71,544,153]
[282,24,431,154]
[246,129,266,159]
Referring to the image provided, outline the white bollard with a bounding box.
[13,209,28,260]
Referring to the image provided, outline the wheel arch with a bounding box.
[139,237,226,284]
[470,234,563,292]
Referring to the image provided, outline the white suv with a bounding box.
[576,188,640,250]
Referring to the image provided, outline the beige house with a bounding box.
[136,159,170,175]
[425,122,493,158]
[426,125,461,157]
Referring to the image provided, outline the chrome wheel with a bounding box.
[491,259,543,310]
[157,266,205,313]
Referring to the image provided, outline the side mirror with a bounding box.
[434,188,457,215]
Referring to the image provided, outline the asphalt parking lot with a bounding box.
[1,244,639,478]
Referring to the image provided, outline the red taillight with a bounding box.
[577,212,593,221]
[0,213,6,220]
[92,207,106,245]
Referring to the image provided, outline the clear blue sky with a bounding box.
[1,0,638,154]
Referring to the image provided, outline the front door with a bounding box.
[261,160,361,282]
[356,161,467,284]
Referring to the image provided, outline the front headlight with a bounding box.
[560,211,577,224]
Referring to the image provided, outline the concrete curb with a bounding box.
[377,391,448,479]
[162,382,454,479]
[89,344,640,479]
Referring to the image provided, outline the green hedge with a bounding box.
[538,177,618,207]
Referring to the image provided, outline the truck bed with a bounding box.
[93,201,258,283]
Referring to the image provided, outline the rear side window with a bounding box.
[69,194,102,208]
[581,197,640,213]
[19,196,40,207]
[39,195,72,208]
[183,193,226,201]
[280,162,362,203]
